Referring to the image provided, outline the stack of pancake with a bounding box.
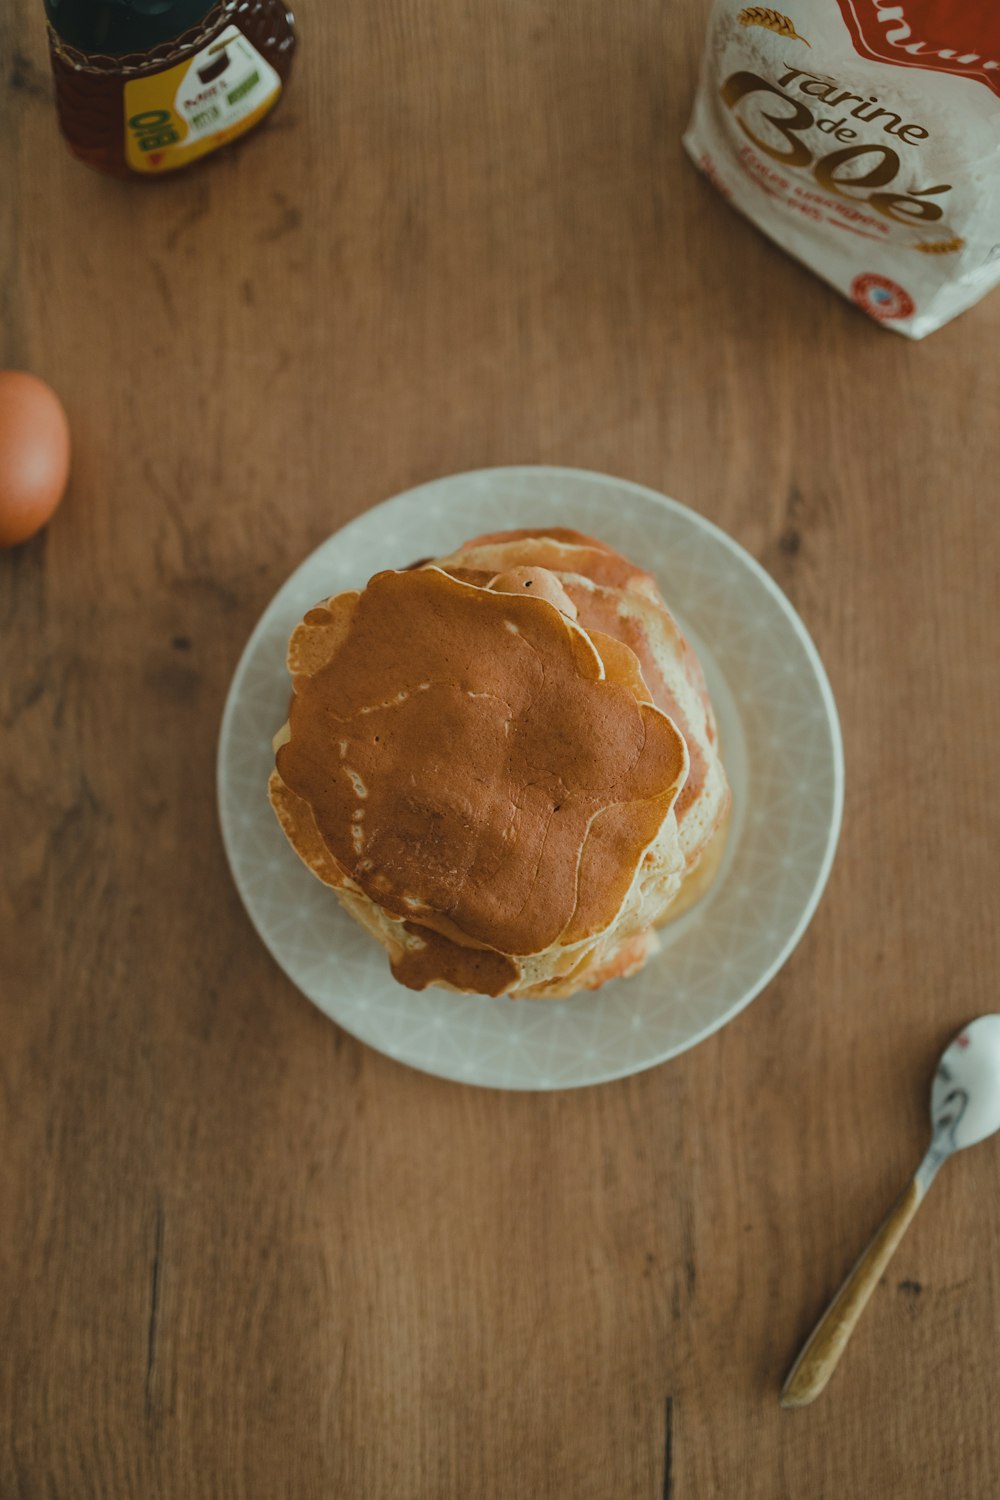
[269,528,730,999]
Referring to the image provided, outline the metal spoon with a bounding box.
[781,1014,1000,1409]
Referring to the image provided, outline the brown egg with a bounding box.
[0,371,71,547]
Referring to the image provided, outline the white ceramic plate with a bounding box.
[218,467,843,1090]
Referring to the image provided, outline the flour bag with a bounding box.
[684,3,1000,336]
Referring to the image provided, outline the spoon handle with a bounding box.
[780,1175,925,1409]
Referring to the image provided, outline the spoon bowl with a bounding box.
[930,1014,1000,1153]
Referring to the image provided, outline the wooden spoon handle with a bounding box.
[780,1176,924,1409]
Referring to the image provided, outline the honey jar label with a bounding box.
[123,25,282,173]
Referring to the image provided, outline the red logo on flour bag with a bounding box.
[835,1,1000,100]
[684,0,1000,336]
[851,271,915,318]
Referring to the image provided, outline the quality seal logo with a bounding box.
[851,272,915,320]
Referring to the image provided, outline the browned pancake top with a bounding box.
[434,531,714,820]
[276,566,688,958]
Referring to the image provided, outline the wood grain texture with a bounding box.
[2,1,1000,1495]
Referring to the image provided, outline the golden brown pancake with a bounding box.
[269,529,730,999]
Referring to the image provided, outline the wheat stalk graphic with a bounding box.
[737,8,811,45]
[913,237,965,255]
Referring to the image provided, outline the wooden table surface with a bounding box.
[3,1,1000,1495]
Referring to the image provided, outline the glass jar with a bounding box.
[44,0,297,178]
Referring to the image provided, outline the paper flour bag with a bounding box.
[684,2,1000,336]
